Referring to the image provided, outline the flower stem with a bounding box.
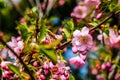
[0,37,35,80]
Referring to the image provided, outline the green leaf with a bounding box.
[89,19,99,27]
[63,28,71,39]
[0,44,5,48]
[17,24,30,42]
[40,48,57,63]
[109,4,120,12]
[66,20,74,31]
[38,21,47,42]
[28,64,36,72]
[7,64,21,76]
[69,74,75,80]
[21,72,30,79]
[49,39,61,47]
[39,39,61,49]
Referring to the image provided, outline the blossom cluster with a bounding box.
[69,27,93,68]
[0,0,120,80]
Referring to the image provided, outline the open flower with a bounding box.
[7,37,24,59]
[71,5,89,19]
[109,29,120,49]
[98,29,120,49]
[72,27,93,52]
[84,0,101,7]
[97,31,110,45]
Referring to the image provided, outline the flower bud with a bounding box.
[95,5,100,10]
[101,64,106,70]
[106,62,111,68]
[96,12,103,20]
[33,61,38,67]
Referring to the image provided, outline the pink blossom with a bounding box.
[91,68,98,75]
[7,36,24,59]
[79,54,86,61]
[20,18,25,23]
[0,48,7,59]
[101,64,106,70]
[84,0,101,7]
[97,31,110,45]
[115,73,120,80]
[59,0,65,6]
[98,29,120,49]
[71,5,89,19]
[109,29,120,49]
[106,62,111,68]
[1,61,12,70]
[72,27,93,52]
[118,0,120,4]
[72,46,78,53]
[96,74,103,80]
[69,56,85,68]
[108,66,113,72]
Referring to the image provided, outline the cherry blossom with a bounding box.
[71,5,89,19]
[7,37,24,59]
[84,0,101,7]
[72,27,93,52]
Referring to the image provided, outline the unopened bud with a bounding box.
[96,12,103,20]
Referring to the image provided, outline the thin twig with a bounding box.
[35,0,43,21]
[90,10,120,31]
[44,0,54,16]
[56,10,120,50]
[0,37,35,80]
[55,40,71,50]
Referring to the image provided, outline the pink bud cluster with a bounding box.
[36,61,70,80]
[0,61,13,79]
[69,27,93,68]
[101,62,113,72]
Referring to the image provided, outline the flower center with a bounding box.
[79,9,83,15]
[81,36,88,43]
[51,66,58,73]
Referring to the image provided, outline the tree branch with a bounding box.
[55,40,71,50]
[90,10,120,31]
[55,10,120,50]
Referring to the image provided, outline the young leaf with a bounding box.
[63,28,71,39]
[0,44,5,48]
[17,24,30,41]
[38,20,47,42]
[40,48,57,63]
[7,64,21,76]
[21,72,31,80]
[66,20,74,31]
